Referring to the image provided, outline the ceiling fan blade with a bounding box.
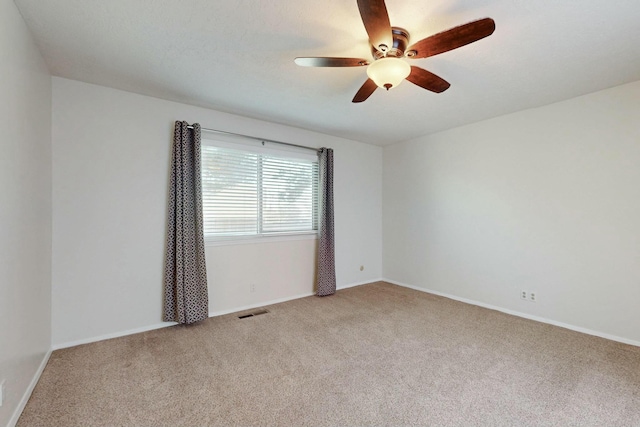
[295,57,370,67]
[406,18,495,59]
[357,0,393,52]
[352,78,378,103]
[406,66,450,93]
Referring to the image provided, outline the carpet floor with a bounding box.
[17,282,640,426]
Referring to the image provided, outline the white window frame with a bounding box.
[201,135,319,246]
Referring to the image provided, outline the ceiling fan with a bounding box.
[294,0,495,103]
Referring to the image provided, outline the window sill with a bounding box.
[204,232,318,247]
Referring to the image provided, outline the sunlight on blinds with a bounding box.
[201,144,318,237]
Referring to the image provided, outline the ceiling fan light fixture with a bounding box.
[366,57,411,90]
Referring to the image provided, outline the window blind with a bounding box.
[201,143,318,237]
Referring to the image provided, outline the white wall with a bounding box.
[52,77,383,347]
[383,80,640,344]
[0,0,52,425]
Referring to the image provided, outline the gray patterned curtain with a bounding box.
[316,147,336,296]
[163,121,209,323]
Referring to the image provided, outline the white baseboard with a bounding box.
[53,295,319,351]
[209,291,315,317]
[8,349,52,427]
[338,278,384,290]
[52,321,177,350]
[209,278,385,316]
[384,278,640,348]
[52,278,385,351]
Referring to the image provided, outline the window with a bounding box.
[201,138,319,239]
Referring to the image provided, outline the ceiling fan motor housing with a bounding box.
[373,27,410,59]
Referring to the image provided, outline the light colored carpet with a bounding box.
[18,282,640,426]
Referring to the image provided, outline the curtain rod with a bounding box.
[187,125,320,153]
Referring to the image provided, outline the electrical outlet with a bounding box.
[530,292,536,302]
[521,290,527,300]
[521,290,537,302]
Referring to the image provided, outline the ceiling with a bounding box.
[15,0,640,146]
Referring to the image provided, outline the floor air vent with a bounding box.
[238,309,269,319]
